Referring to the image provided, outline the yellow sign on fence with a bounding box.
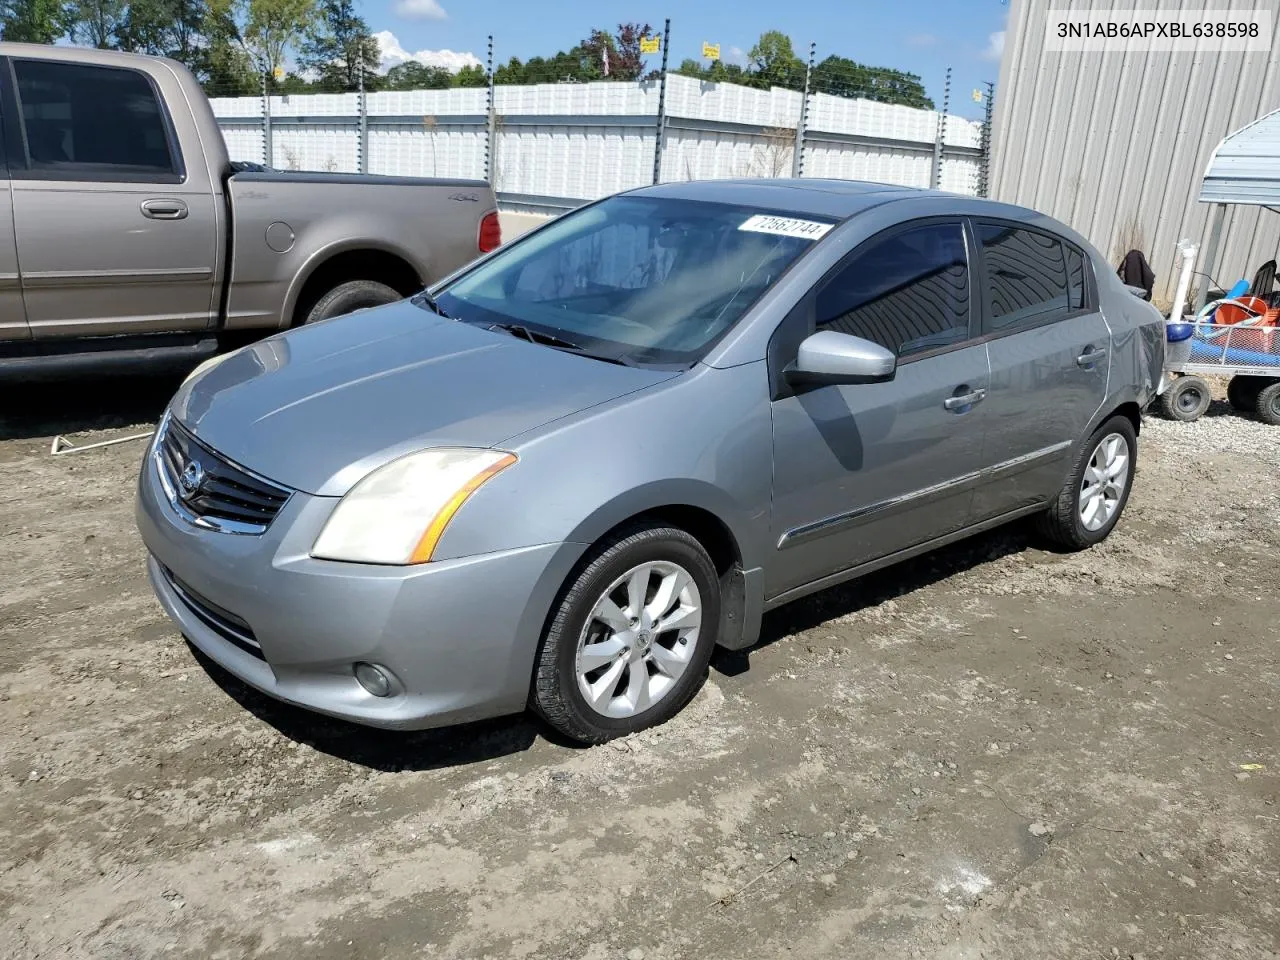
[702,41,721,60]
[640,36,660,54]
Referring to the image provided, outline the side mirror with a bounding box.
[785,330,896,386]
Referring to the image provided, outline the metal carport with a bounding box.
[1196,108,1280,310]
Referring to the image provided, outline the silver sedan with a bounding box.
[136,179,1164,743]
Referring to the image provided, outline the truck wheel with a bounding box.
[1254,381,1280,426]
[1227,376,1266,412]
[304,280,401,325]
[1159,375,1211,422]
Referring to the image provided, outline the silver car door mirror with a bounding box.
[786,330,897,386]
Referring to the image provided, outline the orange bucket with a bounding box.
[1215,295,1270,326]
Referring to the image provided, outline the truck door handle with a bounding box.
[141,199,188,220]
[1077,346,1108,367]
[944,388,987,411]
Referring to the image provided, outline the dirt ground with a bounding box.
[1,375,1278,960]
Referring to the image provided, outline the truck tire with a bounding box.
[1159,375,1211,422]
[303,280,402,325]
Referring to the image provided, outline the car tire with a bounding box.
[1037,415,1138,551]
[1159,375,1212,422]
[303,280,402,325]
[1254,381,1280,426]
[1227,375,1266,413]
[531,524,721,744]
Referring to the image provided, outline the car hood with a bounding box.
[171,302,676,496]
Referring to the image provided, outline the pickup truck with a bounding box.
[0,43,500,378]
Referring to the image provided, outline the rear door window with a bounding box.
[10,59,178,179]
[815,220,971,359]
[977,223,1071,332]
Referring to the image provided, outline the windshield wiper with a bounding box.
[487,321,583,351]
[414,290,452,319]
[485,321,640,367]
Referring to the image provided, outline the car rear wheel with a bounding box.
[532,525,720,744]
[303,280,402,325]
[1037,415,1137,551]
[1159,375,1212,422]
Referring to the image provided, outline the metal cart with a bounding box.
[1159,315,1280,424]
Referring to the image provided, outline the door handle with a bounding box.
[140,199,188,220]
[944,388,987,411]
[1076,346,1108,367]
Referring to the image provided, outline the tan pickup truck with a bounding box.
[0,43,500,378]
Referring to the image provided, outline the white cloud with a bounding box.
[983,30,1005,61]
[906,33,939,48]
[374,30,481,73]
[394,0,447,21]
[725,45,747,66]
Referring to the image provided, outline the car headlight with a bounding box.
[310,448,517,565]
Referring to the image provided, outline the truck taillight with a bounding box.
[478,212,502,253]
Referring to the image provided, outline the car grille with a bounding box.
[161,564,265,660]
[156,416,291,534]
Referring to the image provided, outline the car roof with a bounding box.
[627,178,1049,227]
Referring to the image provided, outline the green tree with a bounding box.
[493,55,524,85]
[674,57,706,80]
[208,0,317,88]
[811,54,933,109]
[118,0,209,76]
[453,63,487,87]
[67,0,124,47]
[747,29,804,89]
[298,0,377,92]
[0,0,68,42]
[384,60,450,90]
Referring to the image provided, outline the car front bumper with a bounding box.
[135,440,582,731]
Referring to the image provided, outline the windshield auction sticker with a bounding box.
[1046,9,1272,52]
[739,215,833,240]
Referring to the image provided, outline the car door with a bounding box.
[0,56,218,339]
[0,86,27,342]
[969,221,1111,520]
[768,218,991,599]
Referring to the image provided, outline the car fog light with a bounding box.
[354,662,393,698]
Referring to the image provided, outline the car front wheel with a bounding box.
[1037,415,1138,550]
[532,525,720,744]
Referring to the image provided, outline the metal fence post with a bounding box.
[1195,202,1229,311]
[485,35,496,185]
[791,41,815,178]
[652,18,671,185]
[930,66,951,190]
[978,80,994,197]
[261,72,272,167]
[357,63,368,174]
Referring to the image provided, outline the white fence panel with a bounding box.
[211,76,986,206]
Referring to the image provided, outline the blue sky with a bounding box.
[371,0,1009,119]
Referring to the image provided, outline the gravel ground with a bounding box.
[1,374,1278,960]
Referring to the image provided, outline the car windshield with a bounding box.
[432,196,833,366]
